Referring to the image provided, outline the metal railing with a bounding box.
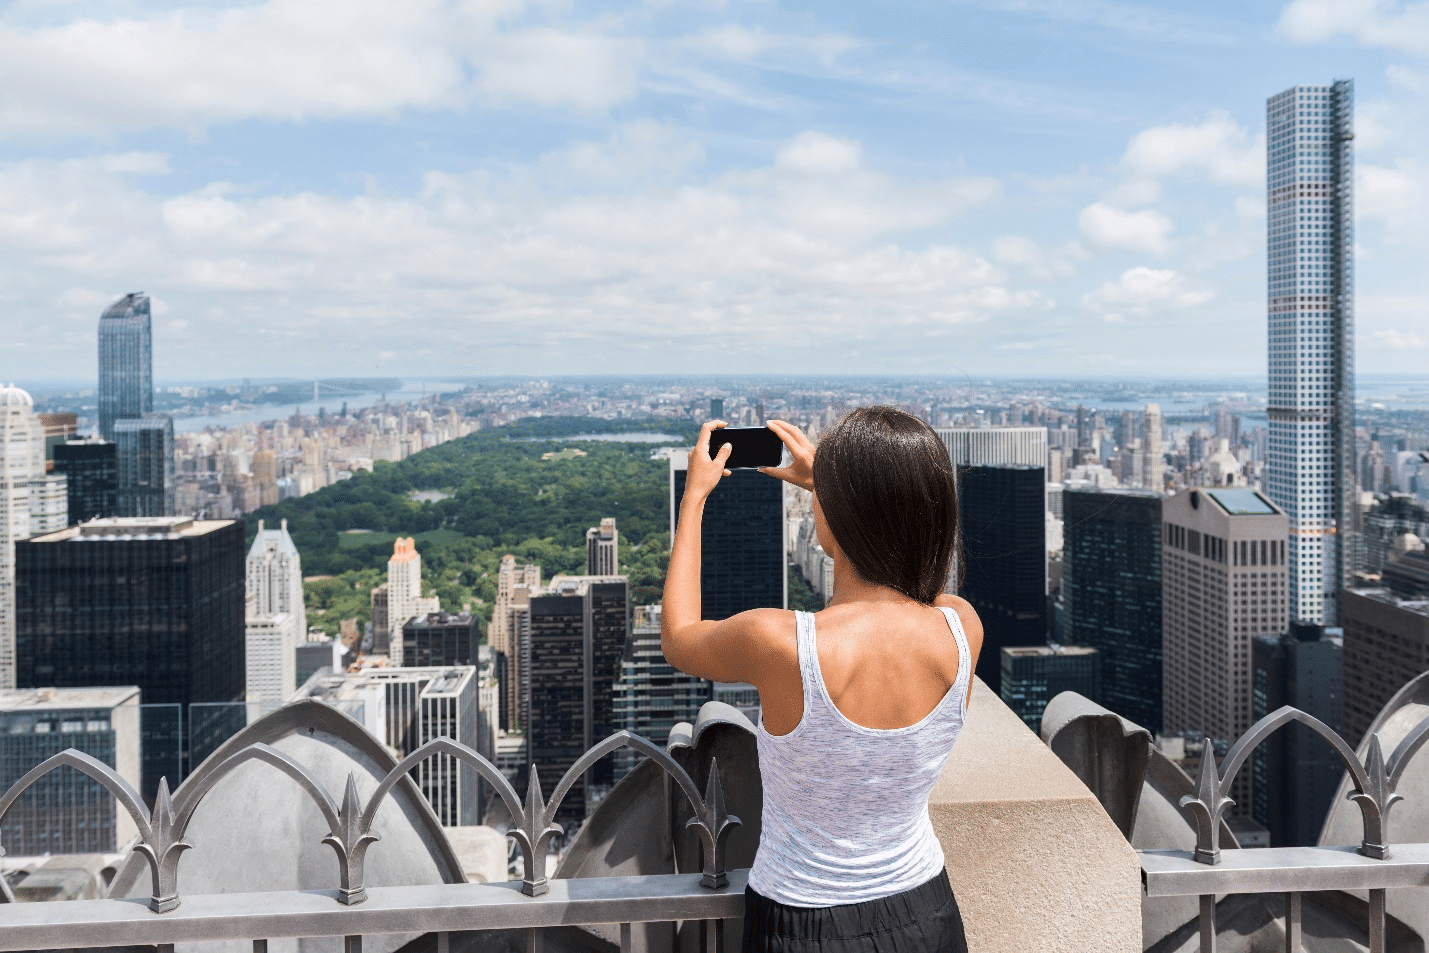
[1139,705,1429,953]
[0,730,746,953]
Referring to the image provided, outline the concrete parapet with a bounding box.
[931,679,1142,953]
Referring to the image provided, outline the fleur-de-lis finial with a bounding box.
[686,758,741,888]
[508,766,563,897]
[1178,738,1233,865]
[322,774,381,904]
[1350,734,1402,860]
[134,778,193,912]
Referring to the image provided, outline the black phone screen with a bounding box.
[709,427,784,469]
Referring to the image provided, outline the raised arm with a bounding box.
[662,421,789,684]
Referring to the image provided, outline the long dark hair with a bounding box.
[812,406,959,605]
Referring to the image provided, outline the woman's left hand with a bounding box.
[684,420,733,503]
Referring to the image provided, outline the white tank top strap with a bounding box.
[793,610,821,712]
[937,606,972,711]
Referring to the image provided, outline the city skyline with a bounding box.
[0,3,1428,379]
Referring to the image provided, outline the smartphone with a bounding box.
[709,426,785,470]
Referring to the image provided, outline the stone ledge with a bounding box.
[931,679,1142,953]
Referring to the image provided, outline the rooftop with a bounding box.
[29,517,234,543]
[0,686,139,712]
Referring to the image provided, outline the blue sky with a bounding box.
[1,0,1427,380]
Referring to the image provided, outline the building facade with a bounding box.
[613,605,710,779]
[297,665,481,826]
[114,415,174,517]
[1251,623,1343,846]
[1000,645,1100,732]
[1162,488,1290,808]
[958,464,1047,693]
[0,686,141,854]
[1063,488,1163,731]
[97,293,153,443]
[246,519,306,633]
[54,438,117,524]
[1264,81,1357,625]
[1341,587,1429,747]
[935,426,1048,470]
[671,460,786,621]
[400,612,479,668]
[586,517,619,576]
[244,611,295,720]
[525,575,629,822]
[1,386,50,690]
[386,537,439,666]
[14,517,246,792]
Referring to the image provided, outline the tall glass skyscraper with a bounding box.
[97,293,153,443]
[1265,80,1356,624]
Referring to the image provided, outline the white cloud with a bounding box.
[1371,328,1426,349]
[1078,202,1172,253]
[1119,114,1262,187]
[0,131,1038,372]
[1082,266,1213,317]
[0,0,642,136]
[1277,0,1429,54]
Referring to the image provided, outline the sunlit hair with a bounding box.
[812,406,959,605]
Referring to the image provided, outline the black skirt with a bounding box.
[742,870,969,953]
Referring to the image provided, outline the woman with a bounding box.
[662,406,983,953]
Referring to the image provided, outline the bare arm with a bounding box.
[662,421,791,684]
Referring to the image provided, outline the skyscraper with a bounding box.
[400,612,479,667]
[14,516,245,791]
[1265,80,1356,625]
[586,517,619,575]
[1340,586,1429,747]
[1062,487,1163,732]
[246,519,306,633]
[114,414,174,517]
[670,461,786,620]
[97,293,153,443]
[524,575,628,821]
[1000,645,1100,731]
[386,537,439,666]
[958,464,1047,693]
[0,686,141,855]
[613,605,710,779]
[245,520,305,717]
[1251,623,1343,846]
[1162,488,1290,809]
[1,385,49,690]
[491,555,540,731]
[1141,404,1164,491]
[935,426,1048,471]
[53,437,117,523]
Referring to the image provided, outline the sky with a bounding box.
[1,0,1427,382]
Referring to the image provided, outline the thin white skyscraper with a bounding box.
[387,537,439,666]
[1142,404,1164,492]
[245,519,306,633]
[0,386,42,690]
[1264,80,1356,624]
[245,519,305,716]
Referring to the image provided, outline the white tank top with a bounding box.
[748,607,971,907]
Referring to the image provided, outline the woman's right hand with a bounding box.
[684,420,734,504]
[760,419,815,492]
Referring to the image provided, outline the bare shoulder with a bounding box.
[730,608,798,653]
[933,594,984,654]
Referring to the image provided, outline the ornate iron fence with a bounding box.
[1139,704,1429,953]
[0,730,744,953]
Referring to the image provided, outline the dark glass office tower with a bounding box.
[1063,488,1164,732]
[1000,646,1100,731]
[14,517,245,795]
[400,612,479,667]
[671,464,786,620]
[1251,623,1343,846]
[524,576,628,822]
[98,293,153,443]
[53,437,118,523]
[958,464,1046,694]
[114,414,174,517]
